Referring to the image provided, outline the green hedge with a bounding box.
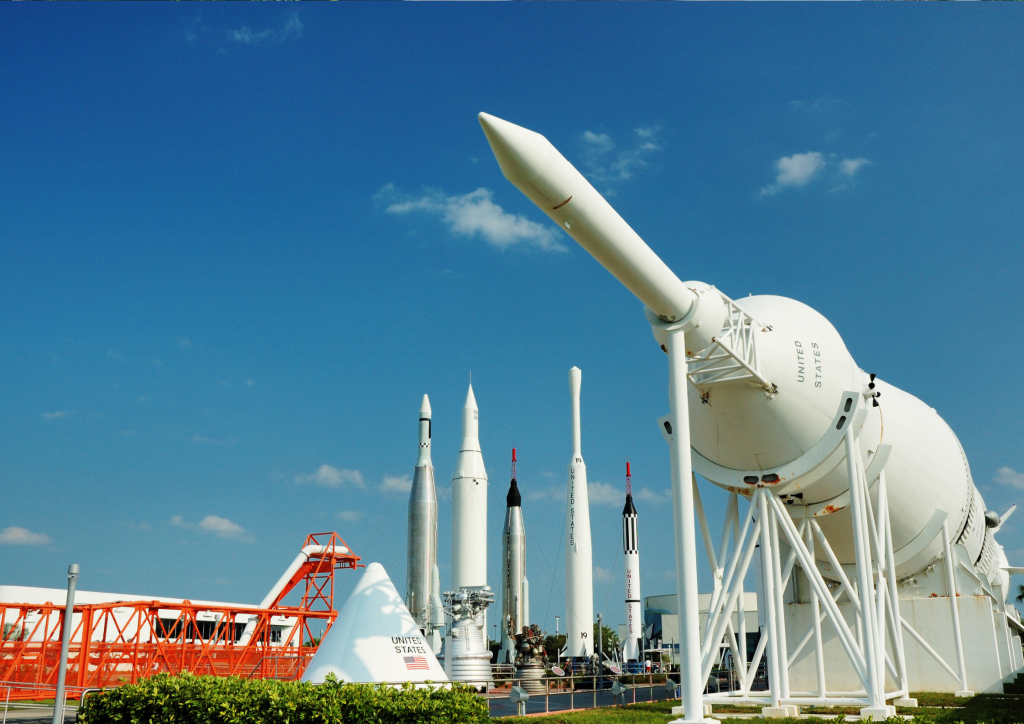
[78,673,489,724]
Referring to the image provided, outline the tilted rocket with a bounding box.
[565,367,594,660]
[622,462,642,662]
[405,394,443,653]
[500,449,527,664]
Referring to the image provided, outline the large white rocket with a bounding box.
[444,383,493,685]
[405,395,443,653]
[499,449,528,664]
[451,384,488,590]
[622,462,642,662]
[565,367,594,659]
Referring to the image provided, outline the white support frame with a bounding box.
[693,427,912,718]
[686,290,776,396]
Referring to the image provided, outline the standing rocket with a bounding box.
[406,394,443,653]
[500,448,527,664]
[451,383,488,590]
[622,462,642,662]
[566,367,594,659]
[445,383,494,685]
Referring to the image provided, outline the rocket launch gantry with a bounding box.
[479,112,1022,721]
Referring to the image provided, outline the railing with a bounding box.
[0,680,94,724]
[480,672,677,718]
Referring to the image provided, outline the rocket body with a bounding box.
[500,467,526,664]
[451,384,488,590]
[622,486,642,662]
[565,367,594,659]
[477,112,1011,594]
[406,395,442,652]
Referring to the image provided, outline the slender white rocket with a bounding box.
[406,394,440,651]
[451,384,488,590]
[500,448,526,664]
[622,461,642,662]
[566,367,594,659]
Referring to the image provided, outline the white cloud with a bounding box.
[581,131,613,154]
[587,481,623,506]
[380,474,413,494]
[178,337,192,348]
[336,510,364,522]
[594,565,613,582]
[41,411,68,419]
[579,126,663,185]
[0,527,51,546]
[635,487,668,503]
[761,152,826,196]
[192,433,227,445]
[229,14,303,46]
[840,158,872,178]
[295,464,365,488]
[382,186,564,252]
[198,515,250,541]
[169,515,184,526]
[995,467,1024,490]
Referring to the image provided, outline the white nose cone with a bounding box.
[420,394,432,418]
[302,563,447,684]
[478,112,559,189]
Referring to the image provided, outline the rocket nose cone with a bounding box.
[478,112,554,186]
[420,394,432,418]
[464,383,478,411]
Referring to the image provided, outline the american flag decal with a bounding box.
[403,656,429,670]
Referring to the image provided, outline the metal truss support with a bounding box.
[695,431,911,720]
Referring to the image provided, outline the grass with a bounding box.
[495,693,1024,723]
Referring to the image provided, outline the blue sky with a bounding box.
[2,5,1023,635]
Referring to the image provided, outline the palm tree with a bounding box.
[1017,584,1024,604]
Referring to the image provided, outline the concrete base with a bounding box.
[859,706,896,721]
[894,697,918,708]
[762,705,800,718]
[670,704,713,717]
[955,690,975,697]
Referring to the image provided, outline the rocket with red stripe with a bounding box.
[622,462,642,662]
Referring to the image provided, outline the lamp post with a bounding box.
[52,564,79,724]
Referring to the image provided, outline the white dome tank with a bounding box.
[690,294,996,583]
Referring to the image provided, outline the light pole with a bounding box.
[52,564,78,724]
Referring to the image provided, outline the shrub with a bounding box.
[78,672,488,724]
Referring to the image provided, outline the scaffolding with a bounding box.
[0,532,360,700]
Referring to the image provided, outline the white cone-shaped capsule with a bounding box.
[302,563,447,684]
[565,367,594,660]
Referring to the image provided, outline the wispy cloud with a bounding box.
[336,510,364,522]
[295,464,365,489]
[840,158,872,178]
[635,487,668,503]
[380,474,412,494]
[995,467,1024,490]
[170,514,251,541]
[229,14,303,46]
[762,152,873,196]
[761,152,826,196]
[178,337,192,348]
[594,565,613,582]
[41,411,68,420]
[192,433,228,445]
[587,481,623,506]
[379,185,564,252]
[198,515,250,541]
[579,126,663,189]
[0,526,52,546]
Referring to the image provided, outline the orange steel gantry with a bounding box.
[0,532,360,700]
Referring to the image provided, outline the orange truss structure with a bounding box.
[0,532,360,700]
